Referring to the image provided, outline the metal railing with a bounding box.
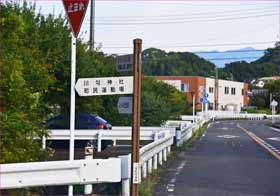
[0,158,121,189]
[1,119,210,195]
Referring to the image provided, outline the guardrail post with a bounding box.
[122,179,130,196]
[167,146,171,154]
[163,148,167,162]
[97,132,102,152]
[148,158,153,174]
[142,162,147,179]
[176,129,181,147]
[113,139,117,146]
[153,154,158,170]
[158,151,163,165]
[153,131,158,141]
[84,144,93,195]
[42,136,46,149]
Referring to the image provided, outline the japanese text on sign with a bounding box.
[75,76,133,96]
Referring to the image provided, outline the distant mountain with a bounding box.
[195,48,265,68]
[220,43,280,82]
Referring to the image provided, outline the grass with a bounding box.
[246,108,272,114]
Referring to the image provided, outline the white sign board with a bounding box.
[118,97,132,114]
[75,76,133,96]
[116,54,133,72]
[133,162,140,184]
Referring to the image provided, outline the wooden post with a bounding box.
[130,39,142,196]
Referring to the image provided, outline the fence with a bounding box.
[0,119,209,195]
[0,158,121,189]
[46,127,170,152]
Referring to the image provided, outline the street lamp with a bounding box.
[191,91,195,123]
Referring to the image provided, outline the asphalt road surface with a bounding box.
[153,120,280,196]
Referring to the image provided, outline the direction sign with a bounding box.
[116,54,133,72]
[62,0,89,38]
[199,97,208,104]
[204,93,209,99]
[118,97,132,114]
[75,76,133,96]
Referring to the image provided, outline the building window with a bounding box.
[225,87,229,95]
[209,87,214,93]
[242,89,244,95]
[181,83,189,92]
[231,88,236,95]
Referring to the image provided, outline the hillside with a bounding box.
[221,43,279,82]
[142,48,216,77]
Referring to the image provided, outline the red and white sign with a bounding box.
[62,0,89,38]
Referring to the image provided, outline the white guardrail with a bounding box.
[0,158,121,189]
[193,111,280,121]
[0,119,210,195]
[46,127,171,152]
[119,132,174,196]
[47,127,168,141]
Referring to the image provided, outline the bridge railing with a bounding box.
[1,118,211,195]
[0,158,121,190]
[119,132,174,196]
[46,127,170,152]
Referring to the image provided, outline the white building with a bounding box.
[155,76,249,112]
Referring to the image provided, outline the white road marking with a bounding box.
[270,127,280,133]
[267,137,280,142]
[217,135,240,139]
[217,127,229,130]
[166,184,175,192]
[170,178,176,183]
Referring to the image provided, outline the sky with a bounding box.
[4,0,280,55]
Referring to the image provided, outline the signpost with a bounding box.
[118,97,133,114]
[116,54,133,72]
[62,1,89,195]
[271,100,278,124]
[75,76,133,96]
[130,39,142,196]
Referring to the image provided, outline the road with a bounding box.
[153,120,280,196]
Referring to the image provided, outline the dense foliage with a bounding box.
[265,80,280,112]
[0,3,189,163]
[221,43,279,82]
[142,48,216,77]
[0,3,53,163]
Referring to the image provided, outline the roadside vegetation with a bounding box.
[0,2,189,164]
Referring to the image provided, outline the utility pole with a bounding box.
[89,0,95,50]
[130,39,142,196]
[214,67,219,110]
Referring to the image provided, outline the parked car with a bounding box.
[47,113,112,130]
[46,113,113,150]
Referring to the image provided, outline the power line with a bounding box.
[102,41,278,49]
[92,6,277,19]
[90,12,279,25]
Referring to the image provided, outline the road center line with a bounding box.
[237,124,280,161]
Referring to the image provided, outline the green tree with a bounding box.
[0,2,53,163]
[142,48,216,77]
[265,80,280,113]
